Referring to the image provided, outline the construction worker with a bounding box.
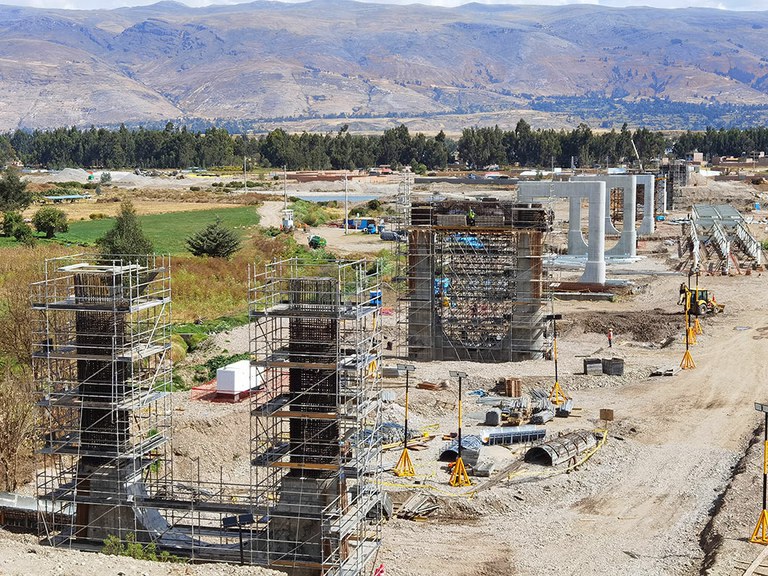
[467,207,476,226]
[607,328,613,348]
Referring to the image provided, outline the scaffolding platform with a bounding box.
[396,199,552,362]
[249,258,383,576]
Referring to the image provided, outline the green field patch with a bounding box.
[53,206,260,254]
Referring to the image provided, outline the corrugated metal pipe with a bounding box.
[524,430,598,466]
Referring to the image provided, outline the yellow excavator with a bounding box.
[677,283,725,316]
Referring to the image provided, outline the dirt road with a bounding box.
[379,270,768,576]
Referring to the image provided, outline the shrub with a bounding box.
[189,186,201,192]
[101,533,183,563]
[185,218,241,258]
[89,212,108,220]
[32,206,68,238]
[2,211,23,237]
[170,334,188,363]
[194,353,251,382]
[12,223,35,246]
[100,172,112,184]
[52,181,83,189]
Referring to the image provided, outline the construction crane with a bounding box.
[631,139,643,172]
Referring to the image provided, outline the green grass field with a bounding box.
[47,206,261,254]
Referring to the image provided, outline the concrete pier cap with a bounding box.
[572,174,642,256]
[518,181,606,284]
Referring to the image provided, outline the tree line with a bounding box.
[3,121,768,171]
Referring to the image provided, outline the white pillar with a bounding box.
[606,175,636,257]
[659,177,668,215]
[637,174,655,236]
[582,182,606,284]
[518,181,606,284]
[572,174,637,257]
[567,196,588,255]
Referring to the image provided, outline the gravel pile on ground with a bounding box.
[0,531,283,576]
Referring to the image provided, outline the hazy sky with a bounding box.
[6,0,766,11]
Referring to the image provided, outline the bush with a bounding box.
[2,211,23,237]
[12,223,35,246]
[32,206,68,238]
[185,218,241,258]
[52,181,83,189]
[101,533,183,563]
[100,172,112,184]
[170,334,188,363]
[194,353,251,382]
[89,212,108,220]
[189,186,201,192]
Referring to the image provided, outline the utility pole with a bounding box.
[546,313,568,405]
[283,165,287,209]
[344,172,349,235]
[243,156,247,193]
[752,402,768,543]
[449,370,470,487]
[393,364,416,477]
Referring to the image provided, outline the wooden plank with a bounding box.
[269,410,337,420]
[741,545,768,576]
[270,461,339,471]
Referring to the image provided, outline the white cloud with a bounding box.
[2,0,767,11]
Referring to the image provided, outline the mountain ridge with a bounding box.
[1,1,768,131]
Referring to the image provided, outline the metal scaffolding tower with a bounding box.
[398,199,551,362]
[33,254,172,546]
[249,258,383,576]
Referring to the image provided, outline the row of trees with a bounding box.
[1,123,453,172]
[457,122,666,169]
[4,121,768,172]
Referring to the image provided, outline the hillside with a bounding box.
[1,1,768,130]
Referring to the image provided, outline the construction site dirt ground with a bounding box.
[4,178,768,575]
[156,244,768,576]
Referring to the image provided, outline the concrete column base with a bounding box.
[581,260,606,284]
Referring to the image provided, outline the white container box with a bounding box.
[216,360,262,395]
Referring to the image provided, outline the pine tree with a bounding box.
[185,218,241,258]
[97,200,153,257]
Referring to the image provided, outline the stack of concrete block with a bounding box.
[436,214,467,226]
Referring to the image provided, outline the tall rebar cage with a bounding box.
[397,199,552,362]
[32,254,173,547]
[249,258,383,576]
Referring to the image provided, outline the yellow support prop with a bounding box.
[548,381,569,406]
[751,509,768,544]
[449,456,471,487]
[393,447,415,477]
[680,349,696,370]
[693,317,703,335]
[682,325,697,345]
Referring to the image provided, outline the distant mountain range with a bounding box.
[1,0,768,132]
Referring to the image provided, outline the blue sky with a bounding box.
[6,0,765,11]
